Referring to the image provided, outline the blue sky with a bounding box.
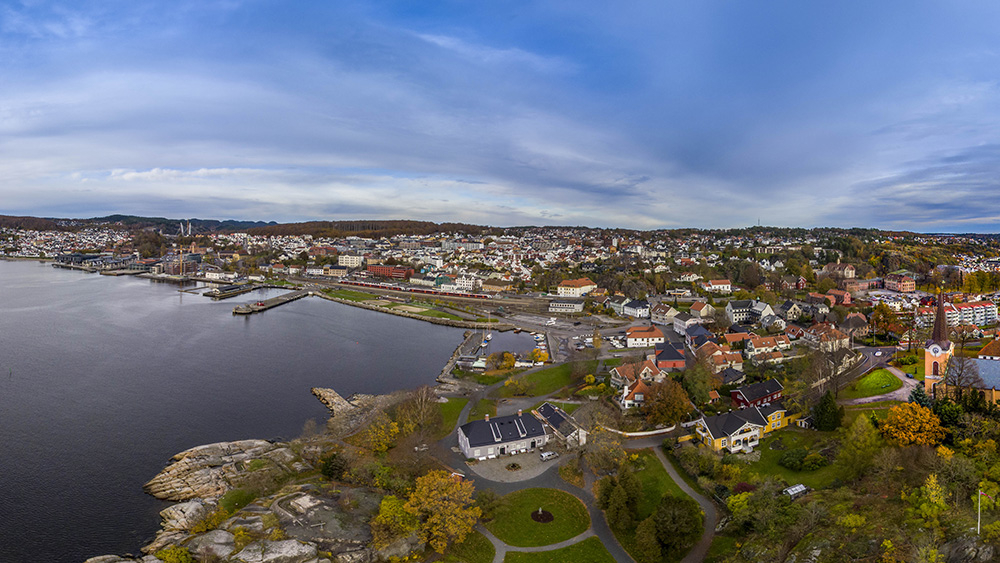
[3,1,1000,231]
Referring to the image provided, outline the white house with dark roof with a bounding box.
[457,411,548,460]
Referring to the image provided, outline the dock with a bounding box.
[233,290,310,314]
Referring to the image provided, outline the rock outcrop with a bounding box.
[143,440,310,501]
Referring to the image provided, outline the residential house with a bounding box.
[775,300,803,321]
[731,378,784,408]
[685,324,715,352]
[623,299,651,318]
[673,312,700,335]
[457,411,548,460]
[653,343,686,371]
[626,325,665,348]
[694,402,798,453]
[651,303,680,325]
[803,323,850,352]
[678,272,703,283]
[620,378,651,409]
[721,367,747,386]
[702,279,733,294]
[745,335,792,358]
[608,296,628,316]
[823,262,856,279]
[609,359,666,387]
[690,301,715,320]
[826,289,852,306]
[535,403,587,447]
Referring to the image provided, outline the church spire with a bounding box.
[930,289,950,347]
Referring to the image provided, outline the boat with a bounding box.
[485,313,493,341]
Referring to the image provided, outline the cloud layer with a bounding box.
[3,1,1000,231]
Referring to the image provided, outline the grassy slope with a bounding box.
[485,488,590,547]
[839,369,902,400]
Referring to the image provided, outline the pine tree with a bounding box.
[635,516,662,563]
[909,384,933,408]
[596,477,617,509]
[617,464,642,512]
[605,484,633,531]
[812,390,843,431]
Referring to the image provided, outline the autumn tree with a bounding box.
[643,379,691,427]
[593,328,603,349]
[370,495,418,550]
[404,470,481,553]
[835,414,883,481]
[585,426,627,474]
[870,302,895,344]
[395,386,442,437]
[881,403,946,447]
[363,412,400,453]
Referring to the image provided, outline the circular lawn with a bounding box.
[484,488,590,547]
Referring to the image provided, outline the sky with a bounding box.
[3,1,1000,231]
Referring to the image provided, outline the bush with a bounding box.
[779,448,808,471]
[321,451,349,480]
[802,452,828,471]
[154,546,196,563]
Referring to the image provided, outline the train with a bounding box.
[339,279,492,299]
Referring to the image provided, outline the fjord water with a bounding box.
[0,260,464,562]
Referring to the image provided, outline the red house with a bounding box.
[731,378,784,408]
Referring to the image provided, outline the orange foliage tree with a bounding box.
[404,470,481,553]
[880,403,946,447]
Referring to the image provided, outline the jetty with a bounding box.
[233,290,310,314]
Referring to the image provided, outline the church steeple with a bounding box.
[930,290,950,348]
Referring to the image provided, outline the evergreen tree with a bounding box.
[617,464,642,512]
[596,476,617,509]
[652,494,702,552]
[605,484,633,531]
[909,384,933,408]
[812,390,843,431]
[635,516,662,563]
[835,414,884,481]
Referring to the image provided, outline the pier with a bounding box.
[233,290,310,314]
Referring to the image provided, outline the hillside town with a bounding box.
[10,219,1000,563]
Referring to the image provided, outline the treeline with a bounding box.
[89,215,276,233]
[245,220,485,238]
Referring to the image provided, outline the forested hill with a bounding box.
[244,220,486,238]
[0,215,61,231]
[89,215,276,232]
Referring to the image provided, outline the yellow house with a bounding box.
[693,403,800,453]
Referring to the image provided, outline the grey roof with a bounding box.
[735,378,784,403]
[974,359,1000,389]
[459,413,546,448]
[537,402,576,436]
[721,367,746,385]
[700,408,767,440]
[674,311,694,322]
[625,299,650,309]
[656,345,685,362]
[729,299,753,310]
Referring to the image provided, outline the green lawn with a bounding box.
[603,358,623,368]
[750,429,846,489]
[843,400,902,426]
[839,369,902,400]
[417,309,464,320]
[893,350,926,381]
[630,449,685,520]
[443,529,495,563]
[468,399,497,422]
[436,398,469,439]
[326,289,377,302]
[496,361,598,398]
[485,488,590,547]
[504,537,615,563]
[704,533,741,563]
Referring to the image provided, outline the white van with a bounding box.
[540,451,559,462]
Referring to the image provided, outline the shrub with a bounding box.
[802,452,828,471]
[779,448,808,471]
[154,546,196,563]
[232,526,254,550]
[190,508,231,534]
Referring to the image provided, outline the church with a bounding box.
[923,292,954,393]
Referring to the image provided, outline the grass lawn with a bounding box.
[485,488,590,547]
[443,529,495,563]
[468,399,497,422]
[704,533,741,563]
[839,369,902,400]
[843,400,902,426]
[417,309,464,320]
[504,537,615,563]
[326,289,377,302]
[631,449,685,520]
[603,358,623,368]
[749,429,846,489]
[496,361,598,398]
[436,398,469,439]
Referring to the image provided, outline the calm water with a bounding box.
[0,260,469,562]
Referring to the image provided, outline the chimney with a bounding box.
[484,414,489,422]
[518,409,523,417]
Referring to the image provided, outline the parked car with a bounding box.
[540,451,559,462]
[874,350,883,357]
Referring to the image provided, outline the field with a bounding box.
[843,400,902,426]
[436,398,469,439]
[485,488,590,547]
[443,530,495,563]
[467,398,497,421]
[325,288,377,301]
[496,360,598,398]
[839,369,902,400]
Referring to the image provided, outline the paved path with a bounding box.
[839,365,917,405]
